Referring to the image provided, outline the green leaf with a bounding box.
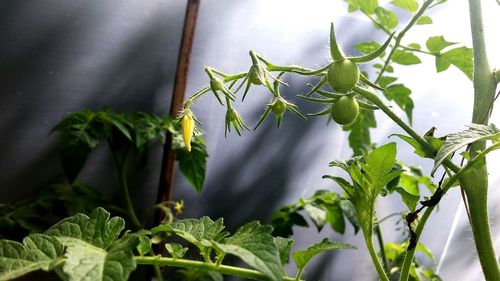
[176,136,208,192]
[274,237,294,266]
[426,36,457,53]
[378,76,398,88]
[325,202,346,234]
[432,124,500,175]
[390,133,427,157]
[391,0,419,12]
[304,204,326,231]
[416,16,433,25]
[44,208,139,281]
[271,208,308,237]
[375,7,399,29]
[348,0,379,14]
[408,43,421,49]
[0,234,64,281]
[385,84,414,124]
[394,187,420,211]
[340,200,360,234]
[132,113,172,147]
[373,63,394,73]
[416,243,435,261]
[439,47,474,80]
[213,221,283,281]
[391,50,421,65]
[293,238,355,274]
[355,41,381,55]
[136,235,152,256]
[364,143,398,180]
[165,243,188,259]
[151,217,226,252]
[343,109,377,155]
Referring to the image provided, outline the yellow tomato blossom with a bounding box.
[174,200,184,215]
[181,110,194,152]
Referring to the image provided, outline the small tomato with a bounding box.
[330,96,359,125]
[327,60,360,92]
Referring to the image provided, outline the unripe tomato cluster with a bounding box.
[325,59,361,125]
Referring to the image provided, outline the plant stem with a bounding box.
[459,0,500,279]
[460,169,500,281]
[135,256,300,281]
[354,86,459,173]
[374,223,389,274]
[365,235,390,281]
[110,150,142,229]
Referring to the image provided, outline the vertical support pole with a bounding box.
[155,0,200,223]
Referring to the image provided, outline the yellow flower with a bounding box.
[174,200,184,215]
[181,110,194,152]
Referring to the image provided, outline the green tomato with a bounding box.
[270,99,287,115]
[330,96,359,125]
[327,60,360,92]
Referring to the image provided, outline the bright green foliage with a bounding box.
[416,16,433,24]
[436,47,474,80]
[0,234,64,281]
[136,234,153,256]
[166,243,189,259]
[274,237,294,265]
[424,36,473,79]
[378,76,398,88]
[390,133,428,157]
[347,0,379,15]
[2,208,145,281]
[212,222,283,281]
[385,84,414,124]
[151,217,227,253]
[293,238,355,278]
[391,0,419,12]
[153,217,285,281]
[355,41,382,55]
[44,208,139,281]
[426,36,457,53]
[375,7,399,29]
[343,109,376,155]
[384,242,440,280]
[432,124,500,175]
[391,50,421,65]
[326,143,402,236]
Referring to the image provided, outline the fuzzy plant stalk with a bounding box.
[135,256,300,281]
[456,0,500,280]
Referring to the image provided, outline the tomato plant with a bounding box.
[1,0,499,281]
